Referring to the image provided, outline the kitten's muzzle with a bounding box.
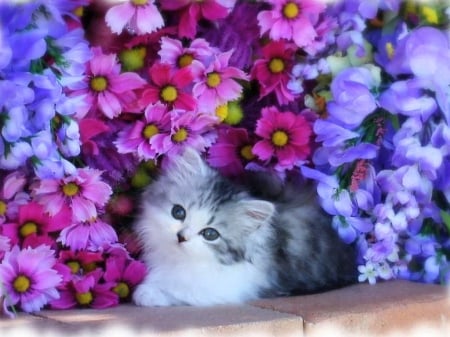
[177,232,187,243]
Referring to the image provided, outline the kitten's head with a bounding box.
[136,148,275,265]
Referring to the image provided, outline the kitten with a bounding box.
[132,148,356,307]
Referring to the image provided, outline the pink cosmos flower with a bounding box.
[0,245,62,312]
[115,103,171,160]
[103,256,147,302]
[50,269,117,309]
[0,172,29,225]
[162,110,218,157]
[158,37,217,77]
[33,167,112,223]
[58,250,104,276]
[2,202,71,247]
[257,0,325,48]
[105,0,164,35]
[77,47,146,119]
[192,50,249,111]
[251,40,296,105]
[253,106,312,171]
[207,127,256,176]
[139,62,196,110]
[160,0,232,38]
[58,218,118,252]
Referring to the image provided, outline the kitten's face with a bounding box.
[136,149,275,265]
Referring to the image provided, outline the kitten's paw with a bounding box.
[132,283,173,307]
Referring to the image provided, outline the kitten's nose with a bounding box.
[177,232,187,243]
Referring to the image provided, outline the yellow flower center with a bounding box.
[76,291,93,305]
[143,124,159,139]
[113,282,130,299]
[67,261,81,274]
[13,275,31,293]
[215,104,228,122]
[74,6,84,17]
[160,85,178,103]
[385,42,395,59]
[131,0,148,5]
[206,72,221,88]
[268,58,285,74]
[178,53,194,68]
[271,130,289,147]
[83,262,97,273]
[62,182,80,197]
[90,76,108,92]
[421,6,439,24]
[20,221,38,238]
[240,145,255,161]
[283,2,300,19]
[172,128,188,143]
[0,200,7,216]
[119,46,146,71]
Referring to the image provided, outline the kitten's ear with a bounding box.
[240,199,275,226]
[176,147,210,176]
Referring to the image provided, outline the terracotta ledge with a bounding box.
[0,280,449,337]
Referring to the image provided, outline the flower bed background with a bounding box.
[0,0,449,316]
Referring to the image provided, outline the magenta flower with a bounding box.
[139,62,196,110]
[192,50,249,111]
[253,106,312,171]
[160,0,232,38]
[2,202,71,247]
[162,110,218,157]
[103,256,146,302]
[115,103,171,160]
[58,218,118,252]
[58,250,104,276]
[105,0,164,35]
[158,37,217,76]
[0,245,62,312]
[33,167,112,223]
[50,269,117,309]
[207,127,256,176]
[251,40,296,105]
[0,171,29,225]
[77,47,146,119]
[257,0,325,48]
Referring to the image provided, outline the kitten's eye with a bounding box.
[171,204,186,220]
[199,227,220,241]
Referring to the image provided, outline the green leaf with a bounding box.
[440,210,450,233]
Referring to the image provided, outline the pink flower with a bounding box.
[103,256,147,302]
[58,250,104,276]
[251,40,296,105]
[158,37,217,76]
[207,127,256,176]
[2,202,71,247]
[139,62,196,110]
[0,245,62,312]
[257,0,325,48]
[33,167,112,223]
[115,103,171,160]
[0,172,29,225]
[162,110,218,157]
[253,106,312,171]
[160,0,232,38]
[77,47,146,119]
[50,269,117,309]
[192,50,249,111]
[58,218,118,251]
[105,0,164,35]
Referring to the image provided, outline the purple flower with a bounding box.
[332,215,373,244]
[0,245,62,312]
[327,67,379,129]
